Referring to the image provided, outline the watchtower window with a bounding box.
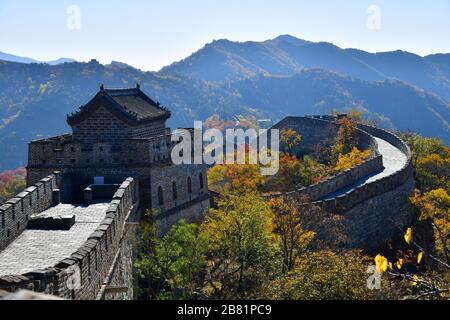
[158,187,164,205]
[187,177,192,194]
[94,176,105,185]
[172,182,178,200]
[199,173,204,189]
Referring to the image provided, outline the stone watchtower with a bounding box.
[27,85,209,230]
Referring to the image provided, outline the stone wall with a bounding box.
[0,172,61,251]
[71,106,132,146]
[0,177,139,300]
[267,116,382,202]
[342,177,415,249]
[156,196,210,236]
[273,116,378,157]
[131,119,167,139]
[27,133,174,183]
[311,125,413,214]
[149,164,208,213]
[263,116,415,249]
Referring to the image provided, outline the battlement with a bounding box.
[1,86,210,300]
[0,172,61,252]
[28,132,175,169]
[0,177,138,300]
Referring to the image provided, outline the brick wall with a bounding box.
[0,172,60,251]
[257,116,414,249]
[0,177,139,300]
[72,106,132,146]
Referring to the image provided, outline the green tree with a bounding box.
[262,250,388,300]
[135,216,208,300]
[200,190,280,298]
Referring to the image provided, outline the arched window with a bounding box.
[187,177,192,194]
[172,182,178,200]
[158,186,164,205]
[199,172,204,190]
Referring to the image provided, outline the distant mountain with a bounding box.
[0,52,39,64]
[0,51,76,65]
[161,35,450,100]
[0,57,448,170]
[46,58,77,65]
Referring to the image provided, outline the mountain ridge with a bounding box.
[0,34,449,170]
[0,51,76,65]
[161,35,450,100]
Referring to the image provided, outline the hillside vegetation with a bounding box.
[0,35,449,170]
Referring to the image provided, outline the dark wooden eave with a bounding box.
[67,86,171,126]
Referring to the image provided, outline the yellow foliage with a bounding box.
[404,228,413,245]
[375,254,389,274]
[410,189,449,259]
[280,129,302,156]
[417,252,424,265]
[334,147,371,173]
[396,259,404,270]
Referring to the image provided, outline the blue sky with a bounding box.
[0,0,449,71]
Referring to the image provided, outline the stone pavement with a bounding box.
[0,202,109,277]
[320,137,408,200]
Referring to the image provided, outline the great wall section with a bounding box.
[0,86,414,300]
[270,116,414,249]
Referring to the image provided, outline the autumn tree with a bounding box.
[275,154,305,191]
[334,147,371,173]
[199,190,279,298]
[415,151,450,192]
[410,189,450,264]
[280,129,302,157]
[333,117,359,157]
[263,250,388,300]
[347,110,363,123]
[0,168,26,204]
[268,196,315,272]
[207,162,266,193]
[374,227,449,300]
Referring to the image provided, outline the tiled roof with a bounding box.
[67,84,171,125]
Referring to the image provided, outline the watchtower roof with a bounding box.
[67,84,171,125]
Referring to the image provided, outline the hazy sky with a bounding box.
[0,0,449,71]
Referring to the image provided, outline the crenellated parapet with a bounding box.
[310,123,413,214]
[262,115,414,249]
[0,177,138,300]
[28,132,175,170]
[0,172,61,251]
